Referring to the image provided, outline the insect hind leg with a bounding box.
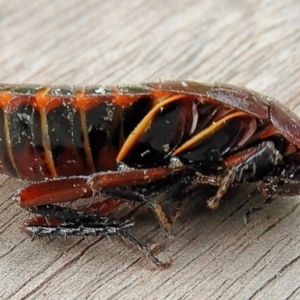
[23,204,134,238]
[24,204,172,268]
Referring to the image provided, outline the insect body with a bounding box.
[1,81,300,267]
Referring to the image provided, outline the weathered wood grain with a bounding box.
[0,0,300,299]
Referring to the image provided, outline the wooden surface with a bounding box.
[0,1,300,299]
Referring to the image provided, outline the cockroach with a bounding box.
[1,81,300,267]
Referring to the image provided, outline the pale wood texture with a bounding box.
[0,1,300,299]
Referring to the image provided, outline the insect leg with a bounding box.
[14,176,93,208]
[88,167,186,233]
[120,229,173,269]
[101,186,176,235]
[207,141,282,209]
[14,167,184,209]
[14,168,184,267]
[206,170,236,209]
[88,166,184,190]
[24,201,171,268]
[23,204,134,238]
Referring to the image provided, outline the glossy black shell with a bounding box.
[0,81,299,181]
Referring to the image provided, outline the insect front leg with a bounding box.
[206,141,282,209]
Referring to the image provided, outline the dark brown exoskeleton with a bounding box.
[1,81,300,267]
